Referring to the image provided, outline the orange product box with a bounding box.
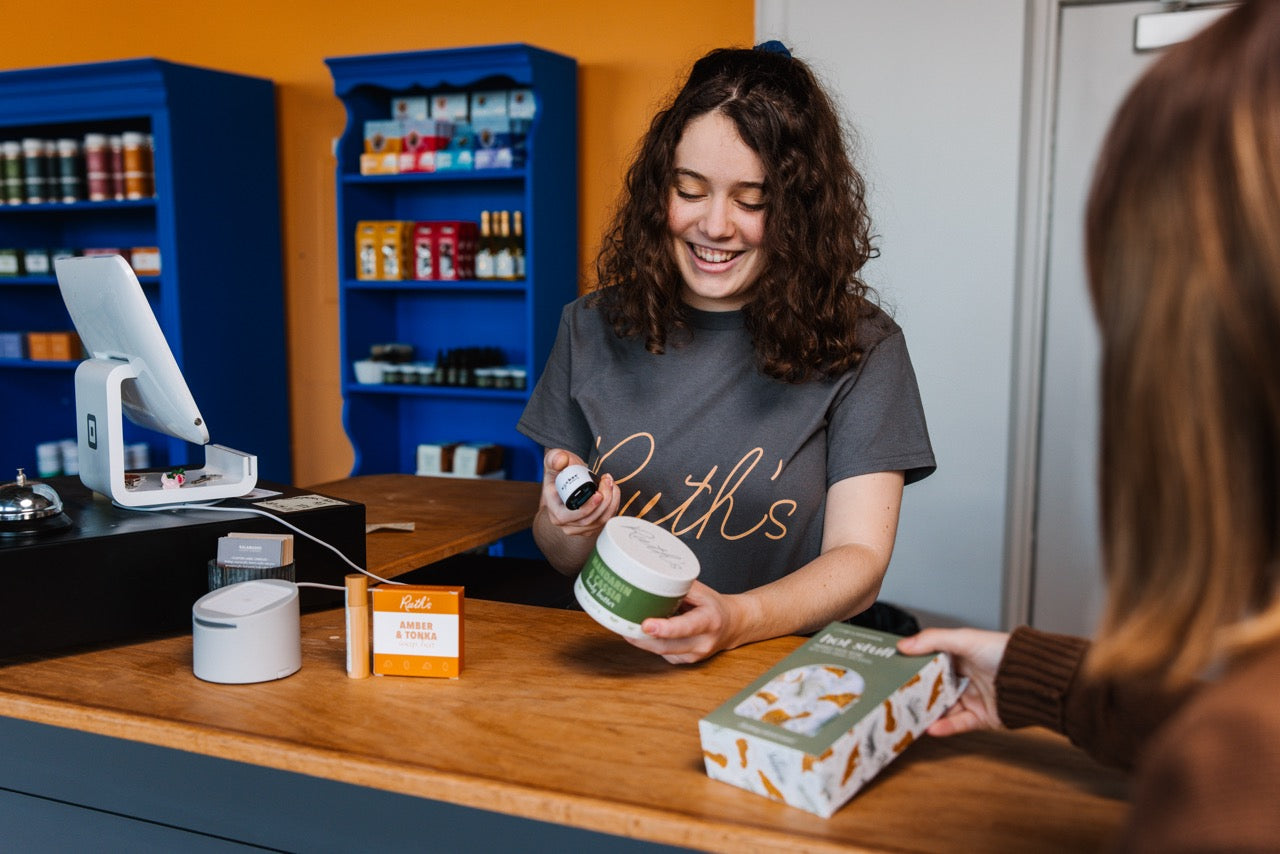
[130,246,161,276]
[377,220,412,280]
[25,332,50,361]
[46,331,81,361]
[355,221,382,280]
[26,331,81,361]
[371,585,464,678]
[361,120,402,175]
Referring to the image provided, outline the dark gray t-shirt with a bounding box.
[517,296,936,594]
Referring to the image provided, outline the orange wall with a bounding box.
[5,1,753,485]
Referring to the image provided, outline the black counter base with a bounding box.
[0,478,365,660]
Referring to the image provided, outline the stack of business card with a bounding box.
[208,532,295,591]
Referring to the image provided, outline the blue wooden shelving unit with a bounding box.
[0,58,292,483]
[327,44,578,484]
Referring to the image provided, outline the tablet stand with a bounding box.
[74,358,258,508]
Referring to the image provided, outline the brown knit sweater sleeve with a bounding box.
[994,625,1089,730]
[994,626,1194,771]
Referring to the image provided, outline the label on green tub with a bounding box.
[580,549,682,624]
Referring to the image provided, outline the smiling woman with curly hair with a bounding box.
[595,44,879,383]
[519,42,935,663]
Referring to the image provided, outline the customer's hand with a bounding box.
[897,628,1010,736]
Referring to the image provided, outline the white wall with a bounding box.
[758,0,1029,628]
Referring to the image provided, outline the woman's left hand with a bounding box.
[625,581,741,664]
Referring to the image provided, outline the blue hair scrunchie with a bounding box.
[753,39,793,58]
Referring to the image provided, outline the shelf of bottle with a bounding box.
[0,197,157,214]
[342,277,527,293]
[344,382,530,402]
[0,274,159,288]
[341,167,527,186]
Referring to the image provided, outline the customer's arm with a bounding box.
[903,625,1196,770]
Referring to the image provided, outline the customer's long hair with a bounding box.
[593,45,878,383]
[1086,0,1280,686]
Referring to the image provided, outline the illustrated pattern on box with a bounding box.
[698,623,964,818]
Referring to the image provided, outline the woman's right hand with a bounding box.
[538,448,619,542]
[897,628,1011,737]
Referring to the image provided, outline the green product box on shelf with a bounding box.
[698,622,963,818]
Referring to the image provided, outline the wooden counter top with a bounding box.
[308,473,541,577]
[0,598,1128,852]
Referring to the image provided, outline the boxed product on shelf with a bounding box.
[0,249,20,275]
[473,118,514,170]
[434,123,474,172]
[411,222,434,280]
[469,90,507,120]
[361,119,401,175]
[430,92,469,122]
[452,442,503,477]
[416,441,460,475]
[416,441,504,477]
[130,246,161,276]
[22,248,51,275]
[398,119,452,173]
[82,247,130,263]
[354,221,413,280]
[378,221,412,280]
[412,220,477,280]
[507,88,537,119]
[392,96,429,121]
[0,331,24,359]
[355,221,380,280]
[26,330,82,361]
[699,622,963,818]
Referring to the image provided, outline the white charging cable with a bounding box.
[130,502,407,586]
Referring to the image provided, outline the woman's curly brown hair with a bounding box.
[592,45,879,383]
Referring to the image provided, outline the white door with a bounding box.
[1031,1,1230,635]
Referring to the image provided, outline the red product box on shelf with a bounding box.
[397,119,452,174]
[411,222,435,279]
[413,221,477,280]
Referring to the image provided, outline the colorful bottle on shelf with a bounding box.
[494,210,515,280]
[475,210,495,279]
